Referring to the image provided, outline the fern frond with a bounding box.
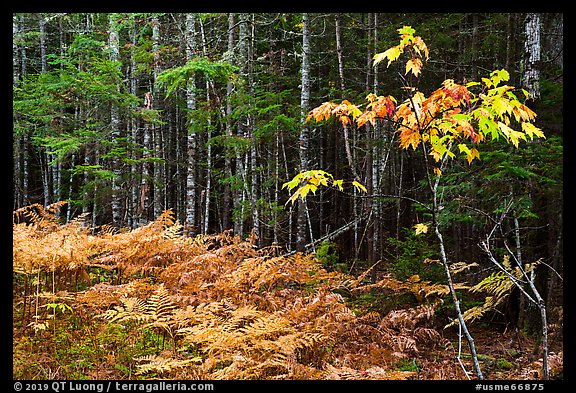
[135,354,202,375]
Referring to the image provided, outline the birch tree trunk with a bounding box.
[199,18,213,235]
[109,14,123,227]
[370,13,381,262]
[234,13,252,239]
[39,14,47,74]
[247,15,260,244]
[152,15,165,220]
[222,13,235,232]
[13,15,23,208]
[296,13,311,252]
[38,13,52,208]
[184,13,198,236]
[128,15,139,228]
[523,13,541,100]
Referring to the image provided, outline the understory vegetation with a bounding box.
[12,203,563,380]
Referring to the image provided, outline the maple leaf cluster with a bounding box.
[306,27,544,168]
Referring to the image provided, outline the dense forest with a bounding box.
[13,13,563,382]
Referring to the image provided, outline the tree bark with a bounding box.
[109,13,123,227]
[185,13,198,236]
[297,13,311,252]
[152,15,165,220]
[222,13,235,232]
[523,13,541,100]
[128,15,139,228]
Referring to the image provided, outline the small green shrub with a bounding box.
[316,241,348,272]
[386,229,444,282]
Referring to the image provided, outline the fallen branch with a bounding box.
[283,215,368,257]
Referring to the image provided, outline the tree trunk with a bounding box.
[431,159,483,380]
[222,13,235,232]
[128,15,139,228]
[185,13,198,236]
[247,15,260,245]
[297,13,311,252]
[152,15,165,220]
[371,13,383,262]
[523,13,541,100]
[109,13,123,227]
[39,14,47,74]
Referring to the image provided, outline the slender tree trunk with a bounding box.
[297,13,311,252]
[370,13,381,263]
[38,14,52,208]
[247,15,260,244]
[185,13,198,236]
[523,13,541,100]
[109,13,123,227]
[431,157,483,380]
[129,15,139,228]
[152,15,165,219]
[222,13,235,232]
[335,14,357,181]
[470,13,479,81]
[13,15,23,208]
[39,14,47,74]
[66,153,75,223]
[92,144,100,227]
[139,106,152,226]
[13,15,20,85]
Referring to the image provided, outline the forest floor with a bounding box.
[12,206,563,381]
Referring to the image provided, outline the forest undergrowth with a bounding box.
[12,203,562,380]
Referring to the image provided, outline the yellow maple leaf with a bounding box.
[413,223,428,235]
[405,58,422,78]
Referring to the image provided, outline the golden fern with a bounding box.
[98,284,176,337]
[447,256,542,328]
[15,203,459,379]
[135,354,202,376]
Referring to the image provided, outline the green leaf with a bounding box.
[397,25,416,36]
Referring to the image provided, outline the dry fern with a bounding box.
[14,203,460,380]
[446,257,542,328]
[97,284,176,338]
[135,353,202,376]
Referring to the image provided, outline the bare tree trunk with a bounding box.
[152,15,165,219]
[297,13,311,252]
[222,13,235,232]
[368,13,381,263]
[13,15,23,208]
[247,15,260,245]
[109,13,123,227]
[431,162,483,380]
[335,14,358,181]
[185,13,198,235]
[13,15,20,85]
[38,14,52,208]
[480,201,550,380]
[39,14,47,74]
[523,13,541,100]
[128,15,139,228]
[92,144,100,227]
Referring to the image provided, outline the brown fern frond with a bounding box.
[323,364,417,380]
[97,284,177,337]
[135,353,202,376]
[97,295,150,324]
